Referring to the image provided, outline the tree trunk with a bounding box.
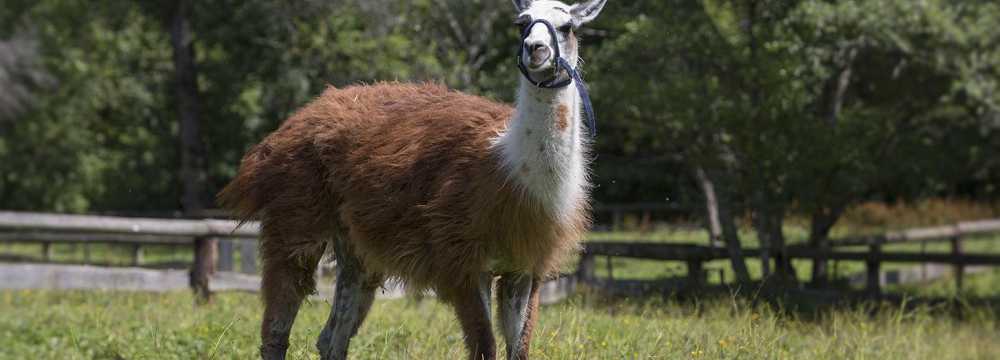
[751,193,772,279]
[822,47,856,126]
[170,0,206,215]
[170,0,213,302]
[807,204,845,288]
[807,47,854,286]
[753,195,793,284]
[695,166,751,284]
[697,167,723,247]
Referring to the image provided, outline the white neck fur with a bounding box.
[494,76,590,221]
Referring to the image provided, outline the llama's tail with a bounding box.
[217,143,274,227]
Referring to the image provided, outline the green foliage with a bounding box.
[0,0,997,213]
[1,1,176,212]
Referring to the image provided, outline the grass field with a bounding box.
[2,283,1000,359]
[2,204,999,359]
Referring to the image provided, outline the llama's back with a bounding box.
[218,83,521,276]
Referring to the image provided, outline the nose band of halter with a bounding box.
[516,19,597,137]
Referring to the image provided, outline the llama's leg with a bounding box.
[497,274,541,360]
[316,238,381,360]
[260,245,323,360]
[442,273,497,360]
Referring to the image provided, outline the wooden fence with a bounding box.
[0,211,259,301]
[3,211,1000,300]
[579,219,1000,296]
[0,211,567,303]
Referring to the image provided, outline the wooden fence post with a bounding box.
[686,259,704,289]
[866,243,881,297]
[217,239,234,272]
[42,242,53,261]
[239,240,257,274]
[612,210,623,231]
[605,255,614,283]
[951,234,963,294]
[131,244,143,266]
[190,236,218,303]
[577,252,595,284]
[921,240,927,281]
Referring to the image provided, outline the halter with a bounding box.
[517,19,597,137]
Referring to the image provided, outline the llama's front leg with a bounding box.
[317,239,380,360]
[443,273,497,360]
[497,274,541,360]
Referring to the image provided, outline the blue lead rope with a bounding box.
[517,19,597,137]
[562,57,597,138]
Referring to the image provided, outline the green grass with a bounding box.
[2,289,999,360]
[3,227,1000,359]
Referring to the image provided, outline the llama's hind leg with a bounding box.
[316,237,381,360]
[442,273,497,360]
[259,241,324,360]
[497,274,541,360]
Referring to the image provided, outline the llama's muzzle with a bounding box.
[527,43,551,68]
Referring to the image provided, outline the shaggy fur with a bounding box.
[220,3,607,358]
[219,82,589,294]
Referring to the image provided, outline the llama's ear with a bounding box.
[570,0,607,27]
[512,0,532,13]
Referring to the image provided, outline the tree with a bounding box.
[167,0,207,214]
[0,30,50,123]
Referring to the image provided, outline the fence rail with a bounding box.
[3,211,1000,300]
[0,211,576,303]
[0,211,261,301]
[820,219,1000,247]
[0,211,259,237]
[0,232,194,245]
[581,219,1000,296]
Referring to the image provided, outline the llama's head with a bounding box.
[513,0,607,76]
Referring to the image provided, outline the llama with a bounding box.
[218,1,607,359]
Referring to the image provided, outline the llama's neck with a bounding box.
[494,78,589,221]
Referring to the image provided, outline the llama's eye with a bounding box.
[514,15,531,28]
[557,24,572,33]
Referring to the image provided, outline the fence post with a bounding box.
[190,236,218,303]
[951,234,963,294]
[921,240,927,281]
[866,243,881,298]
[577,252,595,284]
[42,242,53,261]
[605,255,614,283]
[217,239,234,272]
[686,259,704,290]
[239,240,257,274]
[131,244,143,266]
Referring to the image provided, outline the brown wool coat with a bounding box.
[219,82,589,293]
